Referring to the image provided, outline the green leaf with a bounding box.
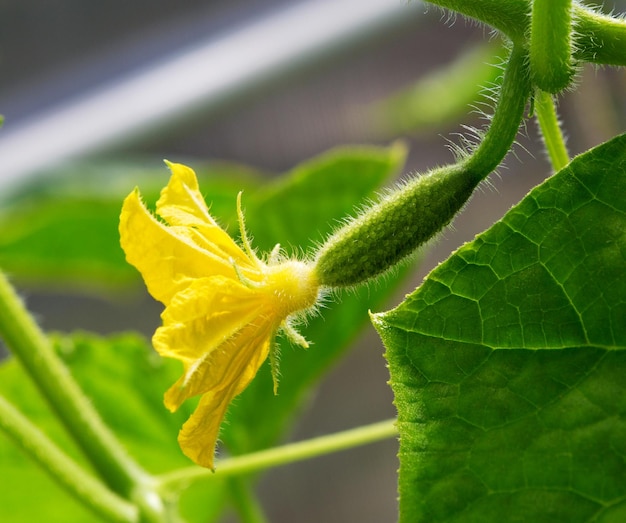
[0,332,229,523]
[0,160,259,294]
[373,134,626,522]
[221,142,410,454]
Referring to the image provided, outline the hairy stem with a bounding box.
[427,0,626,66]
[427,0,530,44]
[462,44,531,180]
[530,0,573,93]
[573,4,626,66]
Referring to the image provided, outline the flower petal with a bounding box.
[153,276,265,364]
[163,314,274,410]
[175,326,273,469]
[176,385,235,470]
[119,189,241,304]
[157,162,254,268]
[157,162,214,227]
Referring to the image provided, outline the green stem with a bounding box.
[426,0,530,44]
[426,0,626,66]
[573,4,626,67]
[0,273,163,522]
[462,44,531,180]
[534,90,570,172]
[530,0,573,93]
[0,394,138,523]
[158,419,398,492]
[227,479,269,523]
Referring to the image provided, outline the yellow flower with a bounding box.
[119,161,321,469]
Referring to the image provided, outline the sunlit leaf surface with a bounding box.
[374,134,626,522]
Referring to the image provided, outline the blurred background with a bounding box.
[1,1,625,522]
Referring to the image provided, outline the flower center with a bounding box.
[264,260,320,318]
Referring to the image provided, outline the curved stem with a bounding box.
[462,44,532,181]
[573,4,626,67]
[426,0,626,66]
[158,419,398,492]
[0,394,138,523]
[534,90,570,172]
[426,0,530,45]
[0,273,164,522]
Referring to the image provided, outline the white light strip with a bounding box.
[0,0,422,188]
